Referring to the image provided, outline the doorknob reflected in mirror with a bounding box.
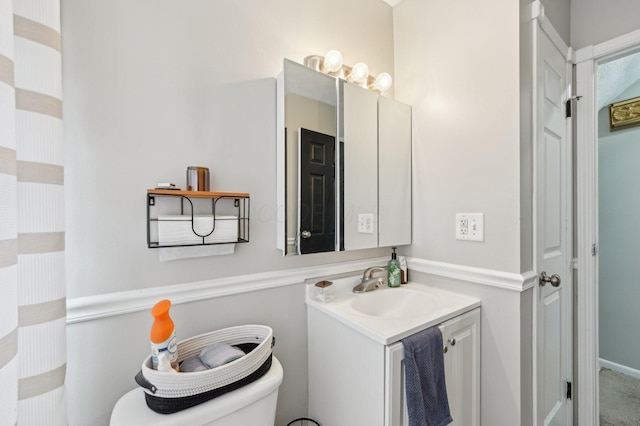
[539,271,561,287]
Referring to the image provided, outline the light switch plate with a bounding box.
[456,213,484,242]
[358,213,374,234]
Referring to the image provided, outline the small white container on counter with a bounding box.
[314,280,335,303]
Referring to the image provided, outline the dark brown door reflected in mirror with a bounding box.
[299,128,335,254]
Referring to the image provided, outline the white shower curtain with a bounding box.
[0,0,67,424]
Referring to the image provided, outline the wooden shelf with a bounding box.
[148,189,250,198]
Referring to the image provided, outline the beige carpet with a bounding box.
[600,368,640,425]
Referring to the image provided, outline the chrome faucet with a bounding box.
[352,266,387,293]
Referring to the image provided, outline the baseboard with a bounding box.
[599,358,640,380]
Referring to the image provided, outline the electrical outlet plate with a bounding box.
[358,213,374,234]
[456,213,484,242]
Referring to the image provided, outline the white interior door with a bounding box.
[575,29,640,426]
[534,19,573,426]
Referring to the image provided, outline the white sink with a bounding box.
[349,288,438,319]
[306,276,481,344]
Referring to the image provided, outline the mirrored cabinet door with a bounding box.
[342,81,378,251]
[379,96,412,247]
[277,59,338,255]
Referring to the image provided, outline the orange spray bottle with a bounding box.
[150,299,178,371]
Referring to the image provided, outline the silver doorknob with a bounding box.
[539,271,561,287]
[448,338,456,346]
[301,230,312,239]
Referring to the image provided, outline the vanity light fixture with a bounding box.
[370,72,393,92]
[348,62,369,84]
[323,50,344,73]
[303,50,393,93]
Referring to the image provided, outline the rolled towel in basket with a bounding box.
[199,342,245,369]
[180,355,208,372]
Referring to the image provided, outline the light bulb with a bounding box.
[373,72,393,92]
[350,62,369,84]
[323,50,343,73]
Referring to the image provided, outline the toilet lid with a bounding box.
[110,357,283,426]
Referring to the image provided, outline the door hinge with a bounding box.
[592,243,598,257]
[566,380,572,400]
[565,95,583,118]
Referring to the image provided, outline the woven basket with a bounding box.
[135,324,275,414]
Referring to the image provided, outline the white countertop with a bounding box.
[305,275,481,345]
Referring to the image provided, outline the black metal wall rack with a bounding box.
[146,189,250,248]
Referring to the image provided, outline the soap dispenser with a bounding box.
[387,247,401,287]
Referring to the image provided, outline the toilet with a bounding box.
[110,357,283,426]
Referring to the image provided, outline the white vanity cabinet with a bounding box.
[308,306,480,426]
[441,308,481,425]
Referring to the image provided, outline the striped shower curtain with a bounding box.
[0,0,67,424]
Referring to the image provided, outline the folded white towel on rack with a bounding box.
[157,215,238,245]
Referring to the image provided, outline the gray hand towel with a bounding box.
[402,326,452,426]
[198,342,245,369]
[179,355,208,372]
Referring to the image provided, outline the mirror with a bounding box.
[277,60,338,254]
[277,59,411,255]
[341,80,378,251]
[378,95,412,247]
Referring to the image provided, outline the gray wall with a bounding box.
[392,1,536,422]
[63,0,640,424]
[572,0,640,49]
[62,1,395,425]
[62,0,395,299]
[598,78,640,372]
[393,0,522,273]
[540,0,571,45]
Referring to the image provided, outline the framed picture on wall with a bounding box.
[609,95,640,131]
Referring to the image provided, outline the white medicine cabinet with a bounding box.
[276,59,412,255]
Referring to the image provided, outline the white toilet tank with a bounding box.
[110,356,283,426]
